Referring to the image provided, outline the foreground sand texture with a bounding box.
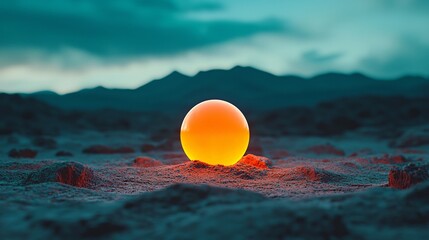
[1,92,429,239]
[1,131,429,239]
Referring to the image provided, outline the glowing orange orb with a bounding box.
[180,99,250,166]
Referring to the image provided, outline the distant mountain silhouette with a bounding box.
[28,66,429,117]
[30,90,59,96]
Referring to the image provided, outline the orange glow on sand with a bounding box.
[181,99,250,166]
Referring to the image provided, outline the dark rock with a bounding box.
[8,148,38,158]
[82,145,135,154]
[55,151,73,157]
[388,164,429,189]
[24,162,96,188]
[32,137,57,149]
[133,157,163,167]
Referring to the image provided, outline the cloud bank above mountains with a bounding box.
[0,0,428,93]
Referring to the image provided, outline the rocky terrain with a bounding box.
[1,71,429,239]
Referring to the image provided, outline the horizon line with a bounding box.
[3,65,428,95]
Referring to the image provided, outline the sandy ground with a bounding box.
[1,130,428,239]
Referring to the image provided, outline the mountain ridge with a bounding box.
[20,66,429,116]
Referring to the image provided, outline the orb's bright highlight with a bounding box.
[180,99,250,166]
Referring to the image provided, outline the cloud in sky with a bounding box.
[0,0,286,66]
[301,50,342,64]
[0,0,428,93]
[360,37,429,78]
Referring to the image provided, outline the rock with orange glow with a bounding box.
[388,164,429,189]
[237,154,272,169]
[24,162,96,188]
[180,100,249,166]
[133,157,163,168]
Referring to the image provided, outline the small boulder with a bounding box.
[8,148,38,158]
[133,157,163,167]
[388,164,429,189]
[25,162,95,188]
[237,154,272,169]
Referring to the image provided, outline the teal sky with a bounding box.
[0,0,428,93]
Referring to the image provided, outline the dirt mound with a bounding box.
[179,160,269,180]
[24,162,96,188]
